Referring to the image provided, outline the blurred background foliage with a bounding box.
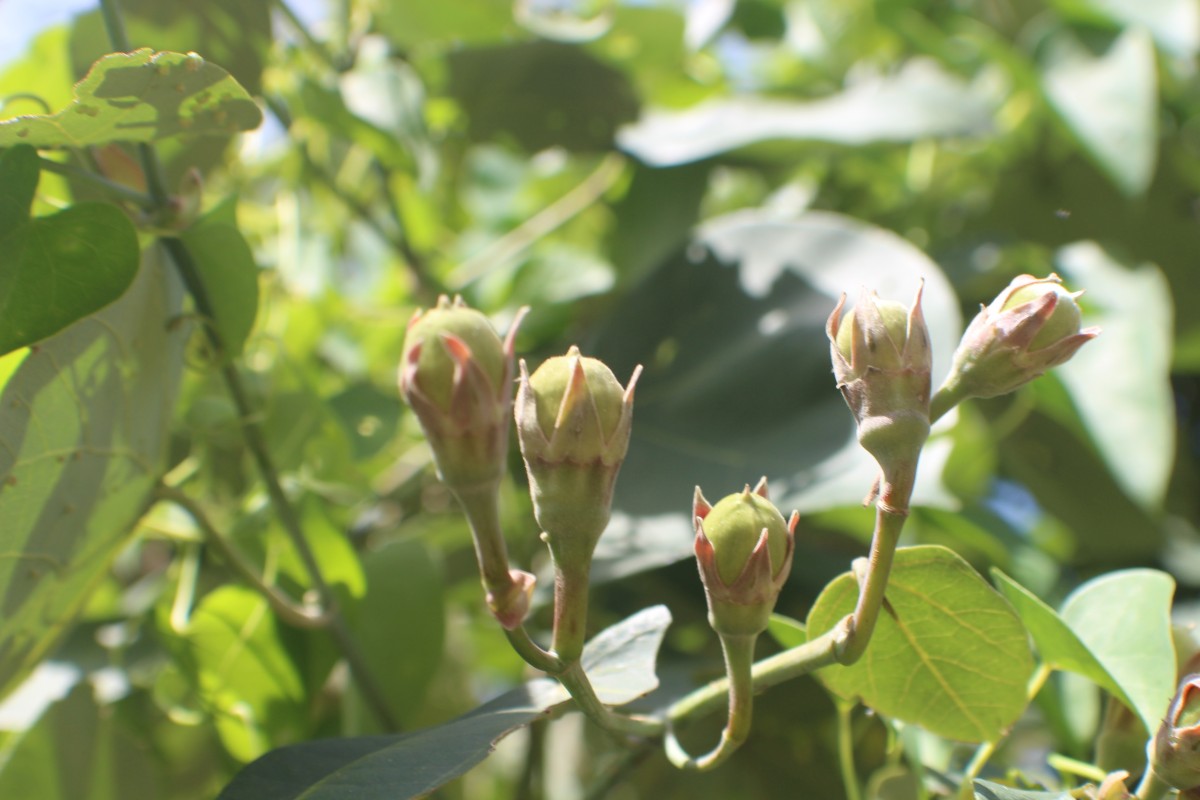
[0,0,1195,797]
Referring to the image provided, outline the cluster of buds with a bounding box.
[937,273,1099,407]
[827,285,931,509]
[693,479,796,638]
[516,346,641,565]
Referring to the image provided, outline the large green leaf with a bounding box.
[346,539,443,731]
[590,210,962,583]
[617,59,998,166]
[1059,569,1175,733]
[216,605,672,799]
[1051,242,1174,509]
[0,682,163,798]
[807,546,1034,743]
[991,570,1138,715]
[1041,28,1157,196]
[0,249,185,698]
[183,585,308,763]
[0,145,139,357]
[0,49,261,148]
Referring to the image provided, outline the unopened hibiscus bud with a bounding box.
[693,479,796,637]
[399,296,523,491]
[516,347,640,560]
[935,274,1098,411]
[1150,674,1200,791]
[827,285,931,508]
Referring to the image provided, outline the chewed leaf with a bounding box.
[0,49,262,148]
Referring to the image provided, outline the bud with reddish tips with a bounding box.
[693,479,796,637]
[1150,674,1200,792]
[827,284,931,510]
[935,273,1099,413]
[516,346,641,558]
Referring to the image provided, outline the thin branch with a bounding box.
[156,485,333,629]
[99,0,400,734]
[37,156,155,208]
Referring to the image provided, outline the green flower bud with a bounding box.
[694,479,796,637]
[1151,674,1200,791]
[399,296,524,491]
[516,347,641,563]
[939,273,1098,401]
[827,285,931,506]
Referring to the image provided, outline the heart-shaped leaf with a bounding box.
[807,546,1034,742]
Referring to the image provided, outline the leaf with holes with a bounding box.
[0,145,139,357]
[0,49,261,148]
[807,546,1034,742]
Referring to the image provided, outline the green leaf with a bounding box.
[0,145,140,357]
[972,780,1072,800]
[179,200,260,358]
[1059,569,1176,733]
[767,613,807,649]
[807,546,1034,743]
[1041,28,1157,196]
[992,570,1137,714]
[0,250,185,698]
[0,49,262,148]
[216,606,672,798]
[185,585,307,763]
[346,539,443,730]
[1047,0,1198,58]
[590,210,962,583]
[0,682,163,798]
[582,604,672,705]
[617,59,997,166]
[1053,242,1174,510]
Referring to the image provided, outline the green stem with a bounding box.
[837,505,905,665]
[666,633,758,770]
[557,661,663,737]
[837,702,864,800]
[1135,769,1176,800]
[551,560,591,665]
[157,486,333,629]
[930,374,968,424]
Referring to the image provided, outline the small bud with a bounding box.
[516,347,641,560]
[1151,674,1200,791]
[693,479,797,637]
[940,273,1099,401]
[399,296,523,491]
[827,285,931,505]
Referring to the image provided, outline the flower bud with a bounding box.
[827,285,931,504]
[399,296,523,491]
[693,479,797,637]
[939,274,1099,402]
[1150,674,1200,791]
[516,347,641,561]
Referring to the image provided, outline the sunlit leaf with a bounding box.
[0,49,261,148]
[992,570,1138,715]
[1059,569,1175,733]
[807,546,1034,742]
[0,145,139,357]
[1052,242,1173,510]
[179,200,260,359]
[0,249,185,698]
[617,59,997,166]
[973,780,1072,800]
[582,604,671,705]
[1041,28,1157,196]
